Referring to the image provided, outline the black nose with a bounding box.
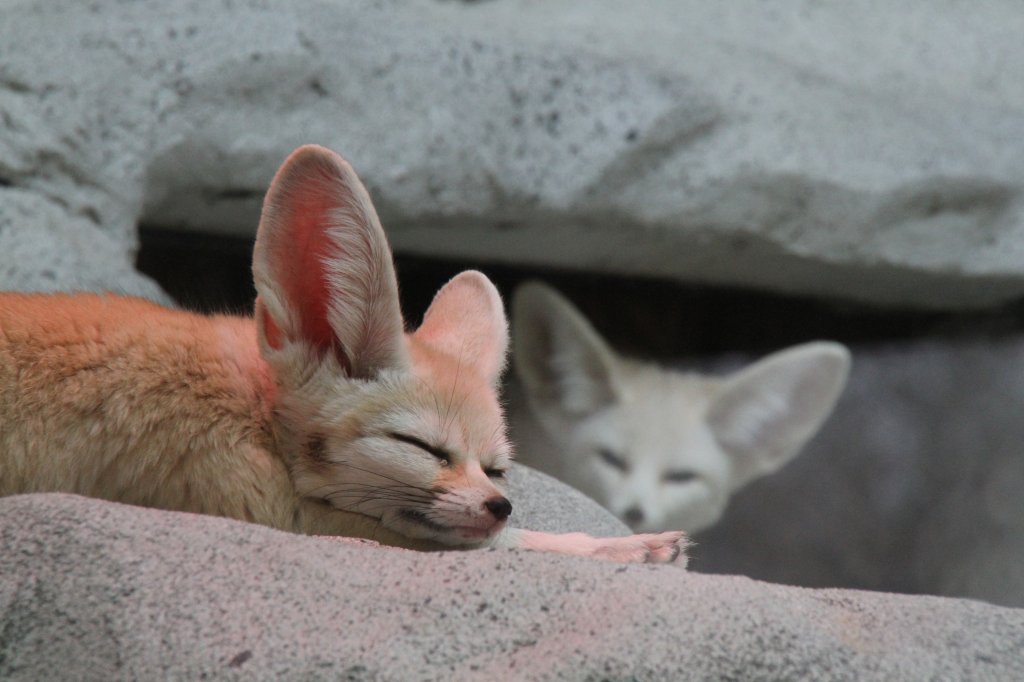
[484,496,512,521]
[623,506,645,526]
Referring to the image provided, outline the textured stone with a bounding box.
[2,1,1024,307]
[0,189,170,302]
[2,493,1022,681]
[506,462,629,537]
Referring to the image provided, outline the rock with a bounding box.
[694,335,1024,608]
[0,189,171,302]
[3,1,1024,307]
[506,463,630,537]
[2,493,1022,680]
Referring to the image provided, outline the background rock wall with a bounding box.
[3,0,1024,307]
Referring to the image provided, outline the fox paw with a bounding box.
[591,531,689,567]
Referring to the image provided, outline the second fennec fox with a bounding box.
[510,282,850,534]
[0,145,687,565]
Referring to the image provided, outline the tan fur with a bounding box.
[0,292,499,549]
[1,294,283,522]
[0,145,688,565]
[0,292,497,550]
[0,292,362,538]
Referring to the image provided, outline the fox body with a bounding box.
[0,146,686,564]
[509,282,850,533]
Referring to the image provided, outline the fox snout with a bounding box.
[622,506,645,527]
[485,496,512,522]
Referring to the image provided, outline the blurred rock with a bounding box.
[2,1,1024,307]
[694,334,1024,608]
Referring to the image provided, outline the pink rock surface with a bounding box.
[1,493,1021,680]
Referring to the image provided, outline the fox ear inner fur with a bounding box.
[512,282,620,418]
[414,271,510,388]
[252,144,408,380]
[706,342,851,486]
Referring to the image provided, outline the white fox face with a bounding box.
[512,282,850,533]
[251,146,513,546]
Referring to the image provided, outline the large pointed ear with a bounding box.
[512,282,620,417]
[412,271,508,387]
[252,145,407,379]
[706,341,851,488]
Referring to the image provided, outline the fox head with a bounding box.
[513,282,850,533]
[251,145,513,546]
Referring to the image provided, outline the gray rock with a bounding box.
[506,463,630,537]
[2,493,1022,681]
[0,189,170,302]
[3,1,1024,307]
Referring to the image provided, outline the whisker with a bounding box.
[311,478,435,496]
[442,349,464,440]
[288,449,440,496]
[419,375,446,438]
[300,479,435,503]
[318,483,436,504]
[323,491,411,512]
[486,422,508,452]
[323,492,431,507]
[328,460,439,494]
[449,390,472,439]
[323,493,432,512]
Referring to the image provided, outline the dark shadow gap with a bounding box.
[137,227,1024,359]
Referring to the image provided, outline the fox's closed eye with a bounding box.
[485,467,507,479]
[596,448,628,472]
[390,432,452,466]
[663,469,698,484]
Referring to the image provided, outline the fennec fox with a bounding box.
[510,282,849,533]
[0,145,687,565]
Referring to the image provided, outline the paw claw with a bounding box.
[646,531,689,567]
[591,530,689,567]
